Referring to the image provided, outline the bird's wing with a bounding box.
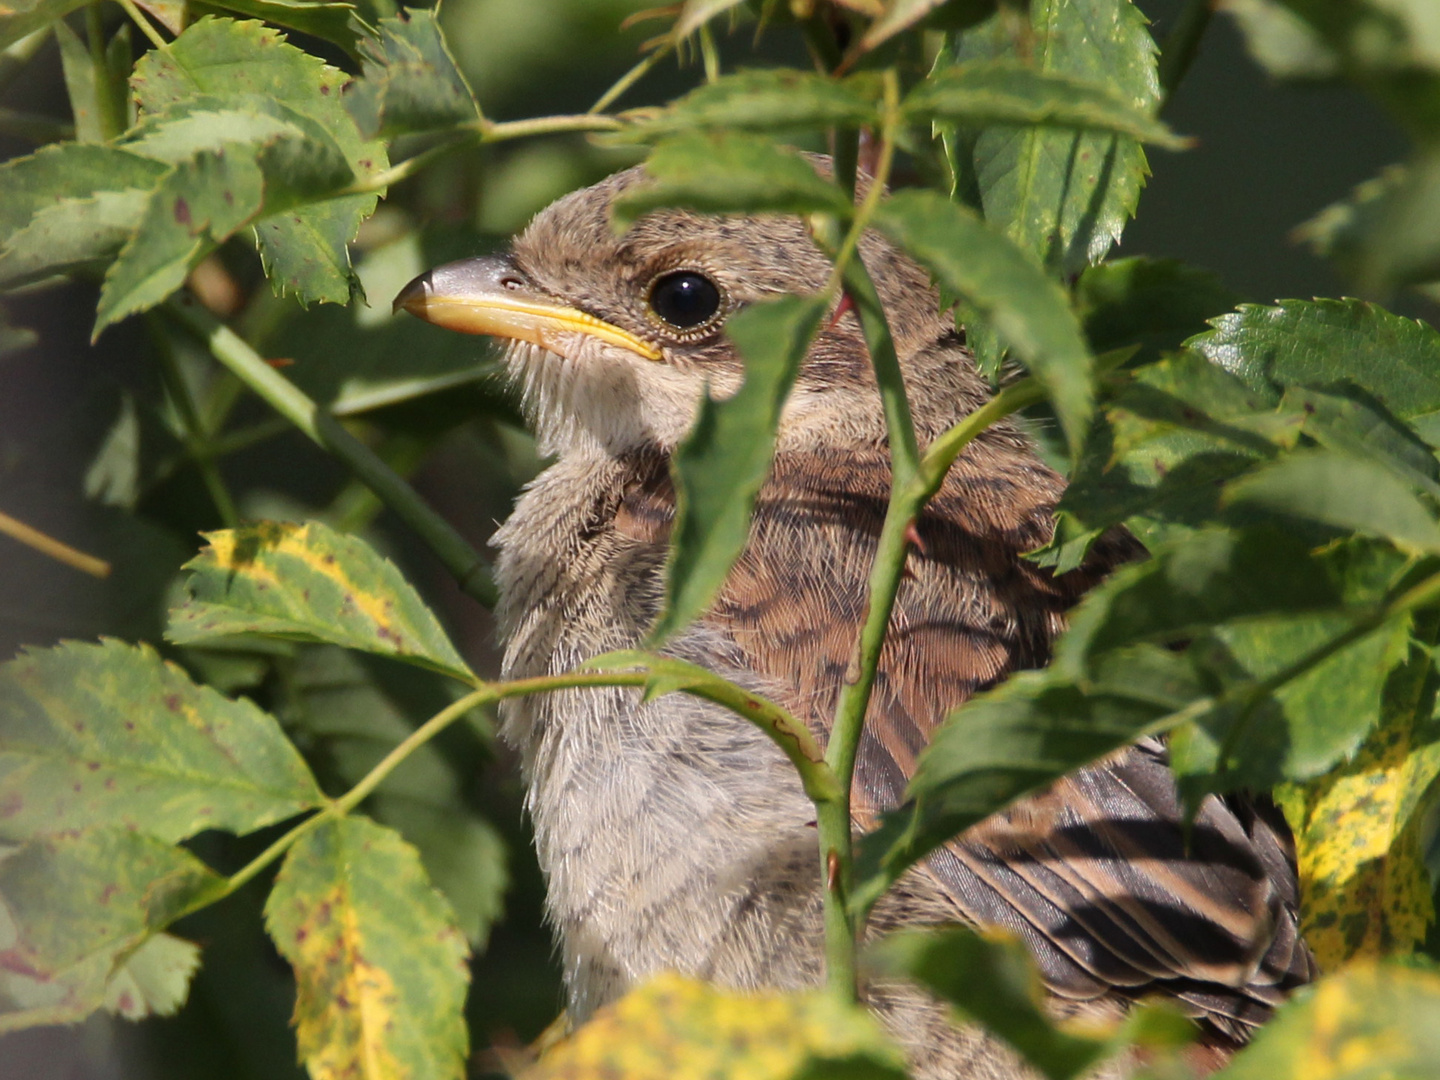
[675,444,1312,1040]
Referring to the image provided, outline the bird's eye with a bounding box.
[647,270,722,331]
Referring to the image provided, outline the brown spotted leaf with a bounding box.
[264,815,470,1080]
[526,972,906,1080]
[1279,634,1440,968]
[0,828,218,1033]
[168,520,474,684]
[0,638,323,844]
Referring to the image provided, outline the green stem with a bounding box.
[591,46,670,114]
[114,0,168,50]
[147,314,241,527]
[1157,0,1213,107]
[86,3,126,140]
[698,22,721,82]
[203,662,839,909]
[204,416,290,458]
[163,294,499,608]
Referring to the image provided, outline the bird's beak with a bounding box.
[393,255,662,361]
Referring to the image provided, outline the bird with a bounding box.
[394,161,1314,1079]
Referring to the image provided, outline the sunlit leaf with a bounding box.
[528,972,906,1080]
[872,927,1106,1080]
[345,7,480,138]
[0,190,150,291]
[1281,383,1440,499]
[625,68,881,139]
[0,828,217,1033]
[0,638,323,843]
[264,815,470,1080]
[1281,632,1440,968]
[904,60,1183,147]
[872,189,1093,450]
[0,141,164,254]
[201,0,366,55]
[1223,0,1339,80]
[614,132,852,229]
[857,0,997,53]
[1189,300,1440,425]
[1216,961,1440,1079]
[949,0,1160,274]
[670,0,747,41]
[168,520,475,683]
[130,16,389,305]
[651,295,827,642]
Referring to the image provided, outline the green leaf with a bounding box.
[1189,301,1440,424]
[168,519,475,683]
[0,189,150,291]
[872,189,1093,451]
[903,60,1184,147]
[200,0,367,55]
[0,639,322,843]
[1055,527,1346,675]
[853,646,1200,913]
[0,0,87,51]
[130,16,389,305]
[55,18,102,143]
[949,0,1160,274]
[1216,961,1440,1079]
[285,647,505,947]
[872,928,1106,1080]
[0,142,165,241]
[1224,450,1440,554]
[0,828,218,1033]
[264,815,470,1080]
[1224,0,1340,80]
[344,7,479,138]
[614,132,852,230]
[1281,383,1440,499]
[527,972,907,1080]
[1075,257,1241,364]
[624,68,881,140]
[0,306,37,358]
[651,294,827,642]
[857,0,998,52]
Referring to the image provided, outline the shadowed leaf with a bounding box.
[872,927,1106,1080]
[345,8,479,138]
[0,828,217,1033]
[169,520,474,683]
[528,972,906,1080]
[264,815,470,1080]
[650,294,827,642]
[1223,450,1440,555]
[614,133,851,229]
[201,0,366,55]
[0,0,88,51]
[1075,257,1241,364]
[0,638,323,843]
[872,189,1093,451]
[625,68,881,139]
[904,60,1183,147]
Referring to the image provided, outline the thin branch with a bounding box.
[163,294,499,609]
[0,510,111,578]
[114,0,169,51]
[590,45,671,114]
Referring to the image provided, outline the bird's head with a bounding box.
[395,161,991,459]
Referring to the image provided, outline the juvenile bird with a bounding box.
[396,163,1313,1079]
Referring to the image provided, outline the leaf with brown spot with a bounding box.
[168,520,474,684]
[0,827,217,1033]
[0,638,323,844]
[265,816,470,1080]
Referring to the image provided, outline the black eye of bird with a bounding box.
[648,270,722,331]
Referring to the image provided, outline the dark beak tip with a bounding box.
[392,271,430,316]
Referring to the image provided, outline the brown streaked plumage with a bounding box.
[396,162,1313,1079]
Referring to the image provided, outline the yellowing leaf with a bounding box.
[1284,641,1440,968]
[1216,960,1440,1080]
[265,816,470,1080]
[527,973,906,1080]
[169,520,474,684]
